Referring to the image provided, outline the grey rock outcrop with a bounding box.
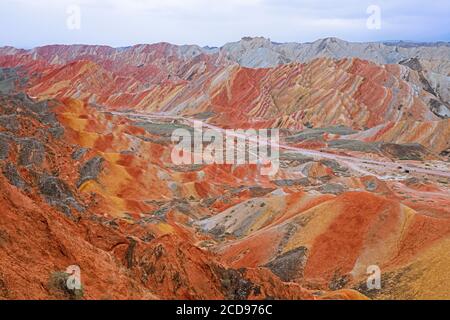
[77,156,104,188]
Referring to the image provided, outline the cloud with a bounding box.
[0,0,449,48]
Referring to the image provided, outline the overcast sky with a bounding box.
[1,0,449,48]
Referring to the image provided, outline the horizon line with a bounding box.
[2,36,450,51]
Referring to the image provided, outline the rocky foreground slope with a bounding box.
[0,39,449,299]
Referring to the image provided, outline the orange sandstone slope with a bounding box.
[1,93,336,300]
[202,191,450,299]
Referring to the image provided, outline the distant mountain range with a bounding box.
[1,37,448,122]
[219,37,450,68]
[3,37,450,67]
